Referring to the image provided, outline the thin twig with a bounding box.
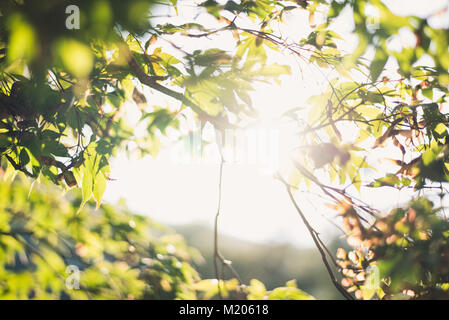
[277,172,354,300]
[213,150,225,299]
[212,131,243,299]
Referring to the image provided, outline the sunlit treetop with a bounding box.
[0,0,298,208]
[1,0,447,202]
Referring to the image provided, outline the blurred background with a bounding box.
[175,223,346,299]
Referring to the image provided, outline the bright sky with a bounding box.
[103,0,449,247]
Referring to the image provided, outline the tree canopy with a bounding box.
[1,0,449,300]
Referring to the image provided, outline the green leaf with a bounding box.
[43,140,70,158]
[370,48,388,82]
[19,148,30,167]
[169,0,178,14]
[268,286,314,300]
[434,123,447,136]
[93,172,107,209]
[259,63,291,77]
[246,279,267,300]
[81,171,93,209]
[57,39,93,78]
[422,148,436,166]
[422,88,433,100]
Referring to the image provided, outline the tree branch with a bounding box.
[277,172,354,300]
[119,43,232,128]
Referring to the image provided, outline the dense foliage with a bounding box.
[0,165,202,299]
[0,165,313,300]
[0,0,449,299]
[336,198,449,299]
[0,0,291,209]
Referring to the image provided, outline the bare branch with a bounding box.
[277,172,354,300]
